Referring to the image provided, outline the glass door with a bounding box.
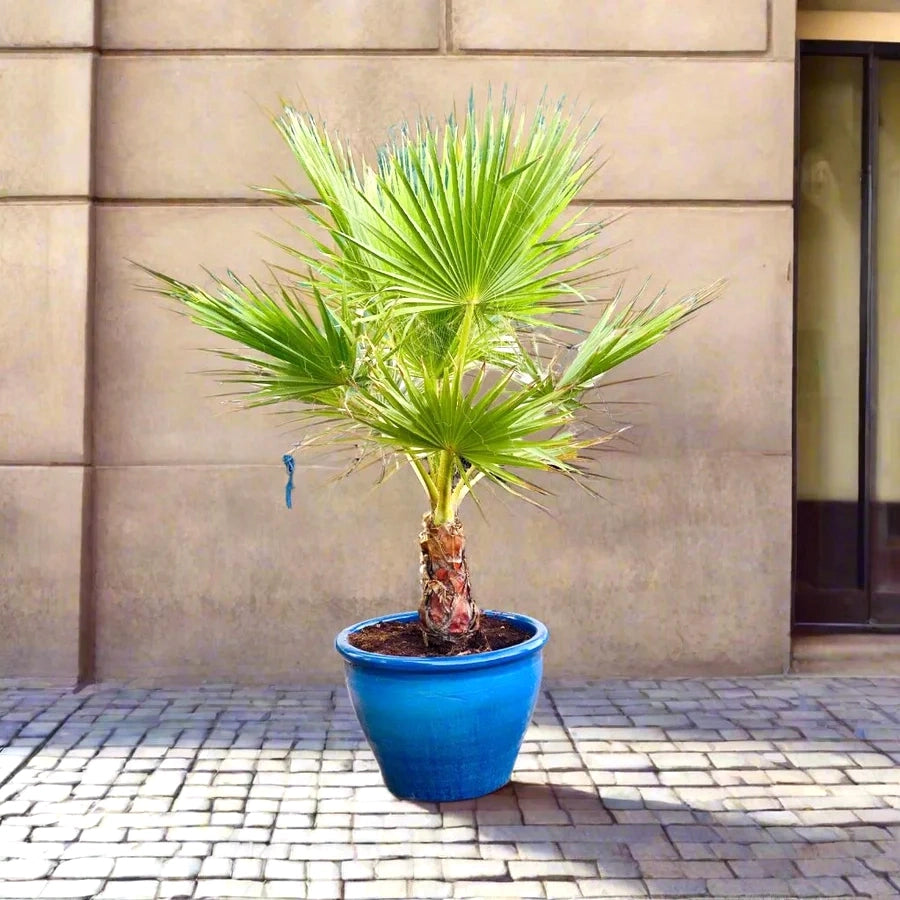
[795,43,900,628]
[872,59,900,622]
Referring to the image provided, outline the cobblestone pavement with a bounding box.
[0,678,899,899]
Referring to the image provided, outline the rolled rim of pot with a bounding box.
[335,610,549,673]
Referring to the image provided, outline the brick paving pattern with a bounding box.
[0,677,898,898]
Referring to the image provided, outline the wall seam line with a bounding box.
[94,49,780,60]
[77,0,102,688]
[445,0,453,53]
[76,198,796,209]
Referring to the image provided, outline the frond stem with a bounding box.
[451,470,484,508]
[433,449,456,525]
[454,299,476,392]
[406,453,439,507]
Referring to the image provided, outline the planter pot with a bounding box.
[335,610,549,802]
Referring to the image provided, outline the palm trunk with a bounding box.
[418,514,485,652]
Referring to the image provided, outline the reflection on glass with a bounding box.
[877,61,900,507]
[797,56,863,504]
[875,60,900,596]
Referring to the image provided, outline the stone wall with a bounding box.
[0,1,797,682]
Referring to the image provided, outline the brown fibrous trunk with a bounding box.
[418,514,487,653]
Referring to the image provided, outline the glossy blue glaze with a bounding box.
[335,611,549,802]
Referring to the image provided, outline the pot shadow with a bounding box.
[423,776,893,883]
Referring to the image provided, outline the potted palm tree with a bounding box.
[144,96,719,802]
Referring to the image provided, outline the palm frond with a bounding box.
[139,93,721,522]
[557,280,725,392]
[137,264,361,409]
[274,94,606,374]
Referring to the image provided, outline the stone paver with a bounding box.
[0,677,897,897]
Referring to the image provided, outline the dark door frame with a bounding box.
[793,40,900,633]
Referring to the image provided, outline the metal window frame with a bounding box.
[793,40,900,634]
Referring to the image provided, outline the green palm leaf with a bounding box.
[142,93,721,525]
[137,265,360,408]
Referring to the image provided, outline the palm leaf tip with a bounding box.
[556,279,726,391]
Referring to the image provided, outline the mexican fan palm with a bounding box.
[144,96,720,653]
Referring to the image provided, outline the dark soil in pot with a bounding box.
[349,614,531,657]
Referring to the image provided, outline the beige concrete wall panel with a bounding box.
[0,55,92,195]
[102,0,441,50]
[771,0,798,60]
[95,204,791,465]
[454,0,768,52]
[468,452,792,678]
[96,57,794,201]
[94,205,315,465]
[0,204,89,463]
[93,452,790,682]
[93,465,424,682]
[0,466,84,679]
[0,0,94,47]
[592,206,793,456]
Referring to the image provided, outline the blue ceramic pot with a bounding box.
[335,610,549,802]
